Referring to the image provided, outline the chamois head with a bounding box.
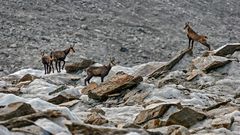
[69,44,75,53]
[184,22,190,30]
[108,57,116,67]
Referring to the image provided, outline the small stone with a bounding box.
[81,24,88,30]
[9,44,17,48]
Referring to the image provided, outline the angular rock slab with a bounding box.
[66,122,151,135]
[88,73,143,101]
[192,56,231,73]
[214,43,240,56]
[134,104,177,125]
[166,107,206,128]
[0,102,36,121]
[0,87,22,95]
[18,74,38,83]
[81,82,98,95]
[211,116,233,129]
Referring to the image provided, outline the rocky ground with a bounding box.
[0,43,240,135]
[1,0,240,135]
[0,0,240,76]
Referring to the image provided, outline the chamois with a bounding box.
[184,22,211,50]
[51,45,75,73]
[84,58,116,86]
[41,52,55,74]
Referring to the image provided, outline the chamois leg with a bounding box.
[44,64,47,74]
[191,40,194,49]
[203,42,211,50]
[62,61,65,70]
[50,62,54,73]
[188,38,191,49]
[101,76,104,82]
[48,64,51,74]
[58,61,61,73]
[55,61,59,72]
[84,76,93,86]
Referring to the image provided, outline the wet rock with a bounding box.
[211,116,233,129]
[88,72,143,101]
[192,56,231,73]
[84,112,108,125]
[134,104,175,125]
[0,102,36,121]
[65,58,95,73]
[81,82,98,95]
[166,107,207,128]
[214,43,240,56]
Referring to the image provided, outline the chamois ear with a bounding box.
[40,50,46,56]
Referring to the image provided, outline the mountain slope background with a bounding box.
[0,0,240,76]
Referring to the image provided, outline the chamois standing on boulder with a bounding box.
[184,22,211,50]
[84,58,116,86]
[41,51,55,74]
[51,45,75,73]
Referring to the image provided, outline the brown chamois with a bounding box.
[41,51,55,74]
[84,58,116,86]
[51,45,75,73]
[184,22,211,50]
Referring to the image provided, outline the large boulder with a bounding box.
[65,58,95,73]
[0,102,36,121]
[166,107,207,128]
[88,72,143,101]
